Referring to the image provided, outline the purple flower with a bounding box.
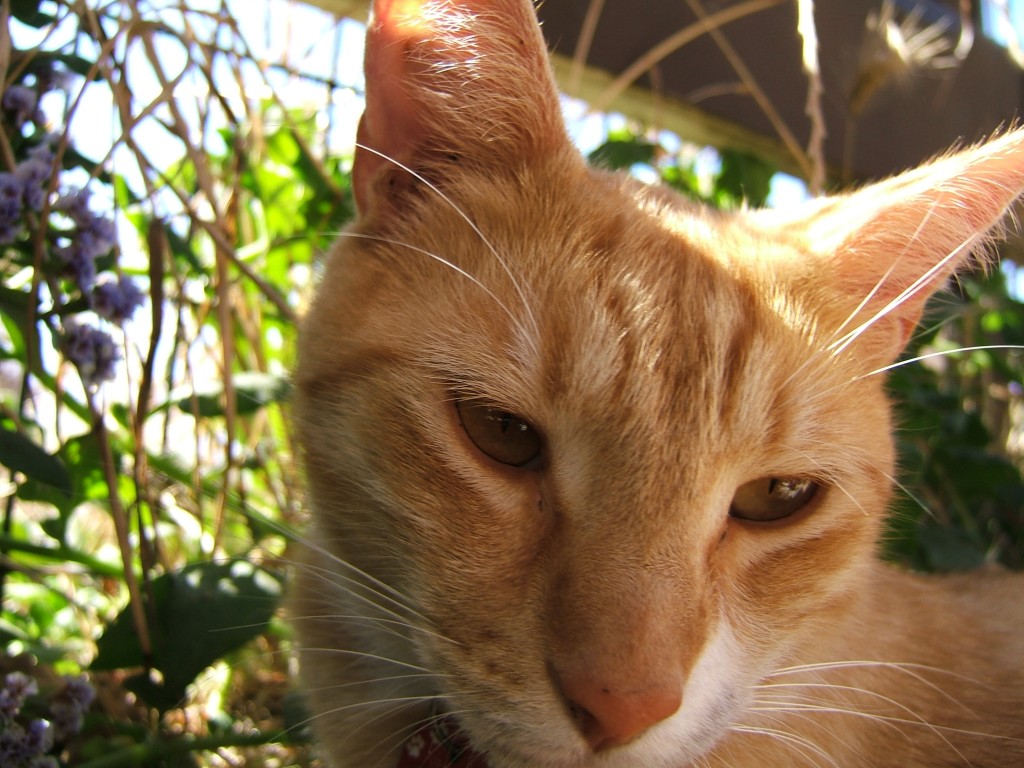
[91,275,144,324]
[52,189,118,286]
[23,719,52,757]
[15,163,49,212]
[0,147,57,242]
[62,322,120,387]
[27,144,53,164]
[54,241,97,293]
[54,188,92,227]
[0,720,27,762]
[2,85,38,128]
[48,676,94,741]
[0,673,36,724]
[48,699,81,741]
[0,718,52,765]
[60,677,94,712]
[0,223,21,245]
[0,172,24,231]
[78,215,117,259]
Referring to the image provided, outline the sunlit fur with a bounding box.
[290,1,1024,766]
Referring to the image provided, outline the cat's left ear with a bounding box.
[781,129,1024,366]
[353,0,571,219]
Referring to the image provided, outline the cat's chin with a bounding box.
[475,711,729,768]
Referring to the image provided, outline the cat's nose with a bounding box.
[557,673,682,752]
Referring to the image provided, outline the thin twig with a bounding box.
[569,0,606,96]
[796,0,826,194]
[683,0,812,181]
[588,0,783,115]
[954,0,974,61]
[90,391,153,660]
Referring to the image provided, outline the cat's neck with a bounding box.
[708,563,1024,767]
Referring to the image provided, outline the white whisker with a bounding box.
[827,233,980,358]
[729,723,839,767]
[289,611,458,647]
[354,143,542,356]
[757,680,974,760]
[880,469,936,520]
[297,646,434,674]
[335,231,520,331]
[859,344,1024,379]
[289,556,431,627]
[770,659,988,694]
[299,671,439,694]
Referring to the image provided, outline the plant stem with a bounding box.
[0,534,123,578]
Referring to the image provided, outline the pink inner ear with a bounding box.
[352,0,431,213]
[351,0,572,216]
[788,130,1024,365]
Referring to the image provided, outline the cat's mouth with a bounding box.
[397,713,490,768]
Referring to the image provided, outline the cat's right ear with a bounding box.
[771,129,1024,368]
[353,0,571,220]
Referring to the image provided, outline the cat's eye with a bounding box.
[730,477,819,523]
[455,399,543,468]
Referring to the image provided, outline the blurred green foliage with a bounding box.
[0,1,353,764]
[887,268,1024,570]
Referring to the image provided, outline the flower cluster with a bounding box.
[91,274,145,325]
[0,144,56,245]
[2,83,43,132]
[52,191,142,389]
[49,185,140,390]
[62,321,121,388]
[46,677,95,743]
[52,187,119,294]
[0,671,95,768]
[50,186,137,389]
[0,77,146,390]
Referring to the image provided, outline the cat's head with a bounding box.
[293,1,1024,766]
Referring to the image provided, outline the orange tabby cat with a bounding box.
[291,1,1024,766]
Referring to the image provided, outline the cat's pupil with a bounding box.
[769,478,810,500]
[730,476,819,523]
[455,398,543,468]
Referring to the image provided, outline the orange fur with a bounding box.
[291,2,1024,766]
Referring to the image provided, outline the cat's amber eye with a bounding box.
[730,477,819,523]
[455,400,543,468]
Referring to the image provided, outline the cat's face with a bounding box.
[298,153,893,767]
[292,1,1024,766]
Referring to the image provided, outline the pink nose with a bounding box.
[557,674,682,751]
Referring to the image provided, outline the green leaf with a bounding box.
[266,126,301,166]
[282,690,315,742]
[18,431,112,543]
[0,310,25,361]
[164,372,291,418]
[17,51,98,84]
[10,0,54,27]
[0,285,34,361]
[92,560,284,712]
[0,423,71,496]
[111,173,144,208]
[0,533,122,577]
[165,225,206,274]
[588,131,657,170]
[715,149,775,208]
[916,522,986,572]
[660,164,702,199]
